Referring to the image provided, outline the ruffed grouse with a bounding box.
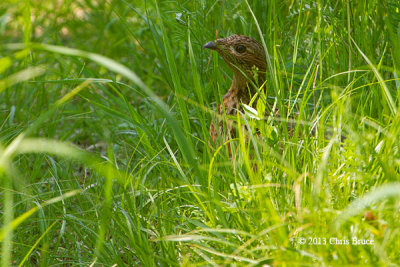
[204,34,267,144]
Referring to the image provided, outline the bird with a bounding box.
[204,34,268,146]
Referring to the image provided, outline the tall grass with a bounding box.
[1,0,400,265]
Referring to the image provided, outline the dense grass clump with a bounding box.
[1,0,400,265]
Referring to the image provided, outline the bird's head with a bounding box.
[204,34,266,80]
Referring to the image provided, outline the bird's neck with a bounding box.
[232,72,249,92]
[223,70,265,108]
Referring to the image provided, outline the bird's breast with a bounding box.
[222,91,239,115]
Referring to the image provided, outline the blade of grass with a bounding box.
[0,189,82,242]
[18,220,58,267]
[0,65,46,93]
[351,37,397,115]
[154,0,191,135]
[335,183,400,228]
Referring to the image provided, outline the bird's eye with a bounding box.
[235,45,246,53]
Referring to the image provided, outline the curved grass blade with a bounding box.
[335,183,400,229]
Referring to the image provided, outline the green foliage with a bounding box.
[1,0,400,265]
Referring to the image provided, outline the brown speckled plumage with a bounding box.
[204,34,267,145]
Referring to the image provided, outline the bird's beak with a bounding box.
[203,41,217,50]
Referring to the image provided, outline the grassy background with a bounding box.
[1,0,400,265]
